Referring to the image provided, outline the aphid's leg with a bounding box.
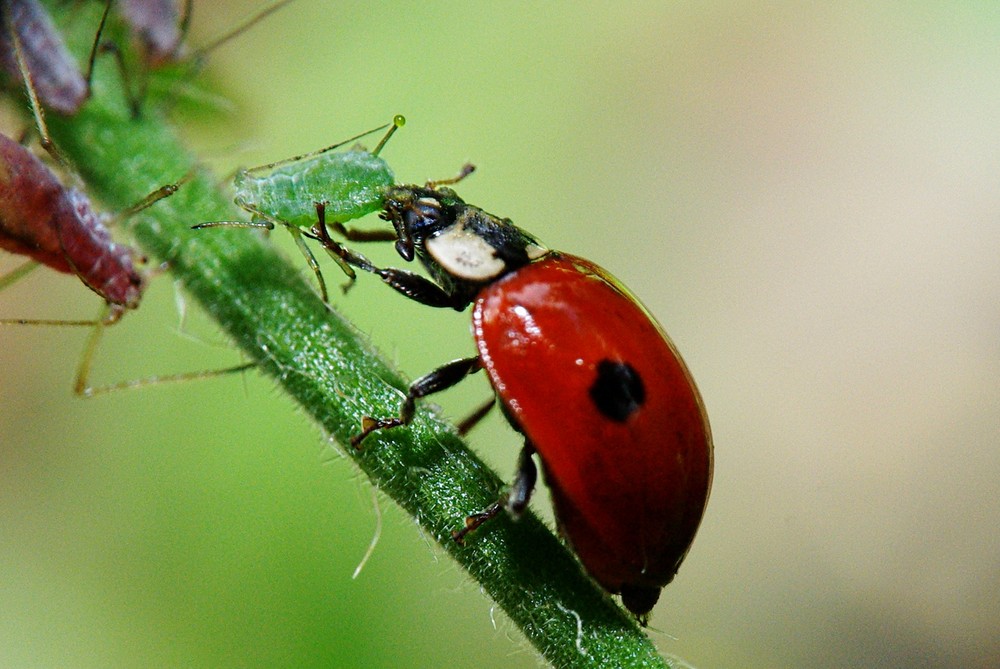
[0,259,40,291]
[285,224,329,303]
[211,200,331,302]
[188,0,294,65]
[82,0,113,95]
[72,304,258,397]
[89,41,141,118]
[0,296,114,328]
[309,218,467,308]
[456,395,496,436]
[311,202,357,292]
[8,1,129,162]
[452,442,538,544]
[351,356,482,448]
[178,0,195,43]
[194,217,329,302]
[71,303,121,395]
[82,0,143,117]
[77,360,259,397]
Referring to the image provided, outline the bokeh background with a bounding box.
[2,2,999,667]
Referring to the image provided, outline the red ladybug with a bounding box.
[339,180,712,622]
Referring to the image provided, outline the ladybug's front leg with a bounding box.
[351,356,482,448]
[314,214,468,310]
[371,266,469,309]
[452,442,538,544]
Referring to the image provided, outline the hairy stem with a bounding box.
[37,2,675,667]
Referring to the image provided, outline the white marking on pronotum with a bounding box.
[352,487,383,579]
[425,223,506,281]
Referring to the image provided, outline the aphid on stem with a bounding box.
[118,0,296,107]
[0,0,112,162]
[0,0,294,165]
[194,114,406,303]
[120,0,195,68]
[0,132,251,395]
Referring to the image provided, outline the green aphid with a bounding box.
[197,115,405,301]
[233,150,393,227]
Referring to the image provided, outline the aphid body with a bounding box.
[119,0,190,67]
[233,149,394,229]
[0,0,88,115]
[0,132,144,309]
[197,117,403,301]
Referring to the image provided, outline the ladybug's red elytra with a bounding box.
[336,178,712,623]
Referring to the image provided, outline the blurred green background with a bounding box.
[2,1,999,667]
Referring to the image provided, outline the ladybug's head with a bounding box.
[380,185,465,261]
[380,184,548,286]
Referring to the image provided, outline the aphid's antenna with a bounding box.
[8,14,60,166]
[117,169,196,221]
[82,0,114,92]
[190,0,297,63]
[372,114,406,156]
[177,0,195,44]
[247,115,403,173]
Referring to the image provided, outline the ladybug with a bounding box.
[337,179,713,622]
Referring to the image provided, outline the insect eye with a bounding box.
[416,205,440,223]
[407,197,447,236]
[412,197,441,220]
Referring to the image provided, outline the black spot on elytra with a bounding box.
[588,359,645,422]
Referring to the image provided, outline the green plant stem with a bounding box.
[38,4,675,667]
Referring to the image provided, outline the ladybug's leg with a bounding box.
[351,356,482,448]
[456,395,496,435]
[452,442,538,544]
[312,219,468,310]
[368,267,469,309]
[328,221,397,242]
[506,442,539,516]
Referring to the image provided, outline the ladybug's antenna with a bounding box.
[426,163,476,190]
